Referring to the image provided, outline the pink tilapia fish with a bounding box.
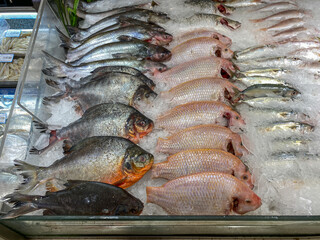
[153,56,236,88]
[174,29,232,47]
[160,77,240,106]
[146,172,262,215]
[156,101,245,133]
[156,124,248,157]
[152,149,254,189]
[169,37,233,66]
[255,2,297,12]
[250,10,307,23]
[260,18,304,33]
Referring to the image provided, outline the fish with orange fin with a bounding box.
[156,124,248,157]
[146,172,261,215]
[30,103,154,155]
[15,136,154,193]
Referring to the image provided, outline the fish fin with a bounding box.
[29,130,59,155]
[112,53,134,58]
[1,193,40,219]
[75,8,87,20]
[151,0,158,7]
[33,120,49,133]
[13,160,41,193]
[62,140,74,154]
[55,27,75,49]
[66,25,80,37]
[146,186,158,203]
[45,78,60,89]
[42,51,73,77]
[42,92,66,106]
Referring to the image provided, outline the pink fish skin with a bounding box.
[160,77,240,106]
[169,37,234,66]
[153,56,236,88]
[173,29,232,47]
[152,149,254,189]
[156,124,248,157]
[156,101,245,133]
[146,172,261,215]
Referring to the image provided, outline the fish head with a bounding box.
[127,112,154,140]
[233,190,262,215]
[220,59,236,79]
[148,30,173,45]
[133,85,158,109]
[148,45,172,62]
[214,3,235,16]
[220,47,234,59]
[234,164,254,190]
[219,17,241,30]
[144,60,167,75]
[115,198,144,216]
[224,109,245,130]
[285,87,300,98]
[123,146,154,175]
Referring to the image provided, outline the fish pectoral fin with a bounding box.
[112,53,134,58]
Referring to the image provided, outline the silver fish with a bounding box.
[185,0,235,16]
[42,51,167,79]
[269,138,311,153]
[255,2,297,12]
[232,76,287,86]
[260,18,304,33]
[237,57,304,70]
[214,0,262,8]
[31,103,154,154]
[260,121,314,135]
[290,48,320,62]
[236,68,290,78]
[42,73,157,113]
[236,97,293,108]
[251,10,307,23]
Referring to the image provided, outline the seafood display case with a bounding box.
[1,0,320,238]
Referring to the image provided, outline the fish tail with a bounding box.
[76,8,87,20]
[29,129,59,155]
[55,27,77,49]
[33,120,49,133]
[66,25,86,42]
[1,192,41,219]
[42,92,66,106]
[146,186,159,203]
[13,160,41,193]
[66,25,79,36]
[45,78,60,89]
[42,51,73,78]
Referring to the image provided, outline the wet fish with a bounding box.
[260,18,304,32]
[255,2,297,12]
[270,138,311,153]
[67,9,170,41]
[185,13,241,30]
[234,41,320,61]
[169,37,233,66]
[233,84,300,102]
[66,37,171,65]
[146,172,261,215]
[237,57,303,70]
[174,29,232,47]
[47,66,156,91]
[272,27,315,42]
[160,77,240,106]
[156,124,248,157]
[31,103,154,155]
[250,10,307,23]
[152,149,253,189]
[59,25,172,57]
[236,68,289,78]
[42,51,167,79]
[20,136,153,191]
[185,0,235,16]
[117,16,166,32]
[42,73,157,113]
[260,121,314,135]
[0,169,20,200]
[156,101,245,132]
[213,0,263,8]
[232,76,286,86]
[290,48,320,62]
[236,97,293,108]
[75,3,156,26]
[154,57,235,88]
[3,181,144,218]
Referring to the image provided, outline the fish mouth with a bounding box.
[220,18,241,30]
[136,121,154,139]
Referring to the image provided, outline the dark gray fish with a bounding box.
[42,51,167,79]
[3,181,144,218]
[42,72,157,112]
[67,8,170,41]
[31,103,154,155]
[67,36,171,65]
[46,66,156,91]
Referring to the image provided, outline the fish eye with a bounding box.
[245,199,252,203]
[145,93,150,98]
[235,116,239,120]
[137,96,142,101]
[242,175,248,180]
[139,156,146,163]
[225,49,228,52]
[138,120,146,127]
